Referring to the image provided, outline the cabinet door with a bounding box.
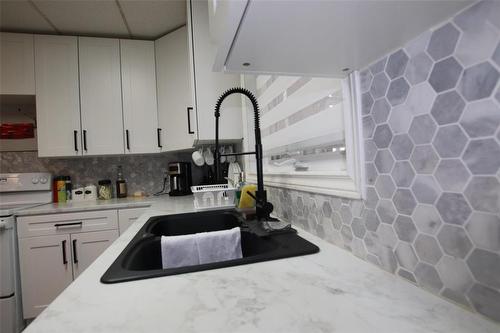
[188,0,243,142]
[18,234,73,319]
[118,207,148,234]
[155,27,195,151]
[70,230,118,278]
[79,37,124,155]
[120,39,159,154]
[0,33,35,94]
[34,35,81,157]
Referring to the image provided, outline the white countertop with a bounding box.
[16,196,157,216]
[24,196,499,333]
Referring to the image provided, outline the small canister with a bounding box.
[98,180,112,200]
[56,176,67,203]
[85,185,97,201]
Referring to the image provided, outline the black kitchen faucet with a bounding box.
[214,87,274,220]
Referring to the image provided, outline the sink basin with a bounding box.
[101,210,319,283]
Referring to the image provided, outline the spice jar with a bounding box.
[98,180,112,200]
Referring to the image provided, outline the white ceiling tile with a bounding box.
[32,0,130,38]
[0,0,56,34]
[118,0,186,39]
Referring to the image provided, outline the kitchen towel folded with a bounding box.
[161,227,243,269]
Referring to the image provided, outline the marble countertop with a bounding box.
[16,196,158,216]
[24,196,499,333]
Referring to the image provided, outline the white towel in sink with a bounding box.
[161,227,242,269]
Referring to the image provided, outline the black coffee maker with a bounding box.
[168,162,192,196]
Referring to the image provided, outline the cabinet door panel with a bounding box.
[188,0,243,142]
[120,40,159,154]
[79,37,124,155]
[34,35,81,157]
[71,230,118,278]
[118,207,148,234]
[0,32,35,94]
[155,27,195,151]
[18,234,73,319]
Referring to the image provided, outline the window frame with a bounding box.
[241,71,365,199]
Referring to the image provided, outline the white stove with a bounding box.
[0,173,52,333]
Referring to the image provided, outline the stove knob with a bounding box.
[32,177,39,184]
[40,177,48,184]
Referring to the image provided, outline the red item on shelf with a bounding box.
[0,123,35,139]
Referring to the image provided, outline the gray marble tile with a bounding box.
[404,81,436,116]
[454,1,499,32]
[398,269,417,283]
[405,52,433,85]
[391,161,415,187]
[370,73,390,99]
[404,30,431,57]
[375,174,396,199]
[351,217,367,238]
[430,90,465,125]
[467,283,500,323]
[377,224,398,247]
[370,57,387,75]
[460,99,500,138]
[415,262,444,293]
[387,77,410,106]
[409,114,437,144]
[414,234,443,265]
[434,159,470,192]
[411,175,440,205]
[365,186,379,208]
[365,163,378,186]
[362,92,375,112]
[412,204,442,235]
[393,188,417,215]
[410,145,439,174]
[386,49,409,79]
[389,134,414,160]
[388,104,413,134]
[467,249,500,289]
[458,62,500,101]
[427,23,460,61]
[360,70,374,94]
[456,21,498,67]
[394,215,418,243]
[377,245,398,273]
[395,242,418,270]
[428,57,463,93]
[437,256,473,294]
[464,176,500,213]
[493,42,500,67]
[374,149,395,173]
[436,192,472,226]
[373,124,393,148]
[432,125,468,158]
[371,98,391,124]
[462,138,500,175]
[465,212,500,252]
[437,225,473,259]
[365,139,378,161]
[376,199,397,224]
[363,208,380,232]
[363,115,376,139]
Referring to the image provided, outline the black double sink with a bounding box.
[101,210,319,283]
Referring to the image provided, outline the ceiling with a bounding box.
[0,0,186,40]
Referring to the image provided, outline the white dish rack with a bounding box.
[191,184,236,210]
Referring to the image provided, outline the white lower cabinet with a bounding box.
[118,207,148,234]
[17,209,120,319]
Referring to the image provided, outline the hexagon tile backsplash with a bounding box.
[268,1,500,323]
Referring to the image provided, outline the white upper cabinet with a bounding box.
[213,1,471,77]
[34,35,81,157]
[0,33,35,95]
[120,39,160,154]
[188,0,243,142]
[78,37,124,155]
[155,26,195,152]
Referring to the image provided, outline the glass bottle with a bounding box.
[116,165,127,198]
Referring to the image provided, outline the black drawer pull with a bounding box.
[187,107,195,134]
[62,240,68,265]
[73,130,78,152]
[83,130,88,151]
[72,239,78,264]
[157,128,162,148]
[54,222,82,228]
[126,130,130,150]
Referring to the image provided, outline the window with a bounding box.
[241,72,364,199]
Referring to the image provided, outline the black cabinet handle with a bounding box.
[83,130,87,151]
[126,130,130,150]
[187,107,195,134]
[54,222,82,228]
[157,128,162,148]
[62,240,68,265]
[73,130,78,152]
[72,239,78,264]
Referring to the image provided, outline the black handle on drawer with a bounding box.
[54,222,82,228]
[62,240,68,265]
[83,130,88,151]
[157,128,162,148]
[126,130,130,150]
[187,107,195,134]
[72,239,78,264]
[73,130,78,152]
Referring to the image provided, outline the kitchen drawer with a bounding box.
[17,210,118,238]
